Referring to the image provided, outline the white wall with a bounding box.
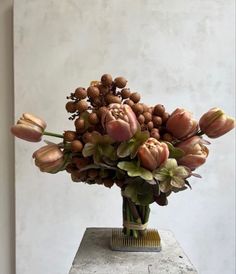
[13,1,235,274]
[0,1,15,274]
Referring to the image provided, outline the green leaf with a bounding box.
[82,143,95,157]
[117,142,132,158]
[165,142,185,159]
[122,180,154,205]
[117,161,153,181]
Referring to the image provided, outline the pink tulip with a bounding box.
[199,108,235,138]
[176,136,209,170]
[32,144,64,173]
[11,113,47,142]
[138,138,169,171]
[102,103,139,142]
[166,108,198,140]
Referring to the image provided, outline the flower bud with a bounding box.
[32,144,64,173]
[137,138,169,171]
[199,108,235,138]
[166,108,198,139]
[102,103,139,142]
[11,113,46,142]
[176,136,209,170]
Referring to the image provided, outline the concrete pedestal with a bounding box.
[69,228,198,274]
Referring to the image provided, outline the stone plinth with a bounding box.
[69,228,198,274]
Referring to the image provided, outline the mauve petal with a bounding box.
[106,119,132,141]
[23,113,47,129]
[11,124,42,142]
[178,155,206,170]
[138,146,157,171]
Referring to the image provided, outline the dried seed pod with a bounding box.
[71,140,83,152]
[153,104,165,116]
[105,94,121,104]
[88,169,99,179]
[152,116,162,127]
[132,103,144,115]
[101,74,113,87]
[114,76,127,88]
[103,178,114,188]
[74,118,85,130]
[143,111,152,123]
[150,128,160,140]
[130,92,140,103]
[124,99,134,107]
[88,112,99,125]
[64,130,77,142]
[121,88,131,99]
[74,87,87,99]
[92,97,102,107]
[87,86,100,99]
[72,157,90,169]
[76,100,88,112]
[65,101,76,113]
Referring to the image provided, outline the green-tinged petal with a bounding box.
[159,180,172,193]
[82,143,95,157]
[170,177,185,188]
[165,159,178,169]
[173,166,190,178]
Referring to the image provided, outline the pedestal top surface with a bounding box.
[69,228,198,274]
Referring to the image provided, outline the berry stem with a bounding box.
[43,131,64,138]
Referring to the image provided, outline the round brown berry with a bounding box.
[138,114,145,124]
[132,103,144,115]
[101,74,113,87]
[153,104,165,116]
[76,100,88,112]
[88,169,99,179]
[130,92,140,103]
[105,94,121,104]
[82,132,93,143]
[64,131,77,142]
[88,112,99,125]
[87,86,100,99]
[74,118,85,130]
[103,178,114,188]
[147,121,154,130]
[124,99,134,107]
[143,112,152,123]
[162,133,173,142]
[71,140,83,152]
[150,128,160,140]
[121,88,131,99]
[97,106,108,118]
[152,116,162,127]
[74,87,87,99]
[162,112,170,124]
[114,77,127,88]
[65,101,76,113]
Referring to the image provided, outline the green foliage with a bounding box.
[117,130,149,159]
[122,180,154,205]
[165,142,185,159]
[117,161,153,181]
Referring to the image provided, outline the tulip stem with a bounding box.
[43,131,64,138]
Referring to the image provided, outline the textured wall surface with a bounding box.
[14,1,235,274]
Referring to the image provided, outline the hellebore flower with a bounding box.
[137,138,169,171]
[153,159,191,193]
[11,113,46,142]
[166,108,198,140]
[199,108,235,138]
[101,103,139,142]
[176,136,209,170]
[32,144,64,173]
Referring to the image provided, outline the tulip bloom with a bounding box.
[199,108,235,138]
[166,108,198,140]
[11,113,46,142]
[102,103,139,142]
[32,144,64,173]
[176,136,209,170]
[137,138,169,171]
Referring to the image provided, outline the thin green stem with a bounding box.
[43,131,64,138]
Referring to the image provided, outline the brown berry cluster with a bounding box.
[64,74,174,187]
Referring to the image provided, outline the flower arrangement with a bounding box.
[11,74,235,239]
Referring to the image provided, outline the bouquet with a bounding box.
[11,74,235,239]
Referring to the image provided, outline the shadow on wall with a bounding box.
[0,1,15,274]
